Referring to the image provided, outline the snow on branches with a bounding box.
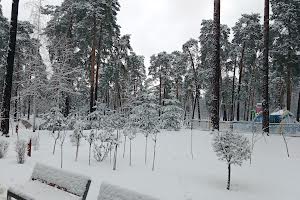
[212,131,251,190]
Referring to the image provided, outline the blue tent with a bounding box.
[254,110,296,123]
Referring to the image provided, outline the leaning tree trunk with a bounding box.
[211,0,221,131]
[236,42,245,121]
[262,0,270,134]
[0,0,20,136]
[297,92,300,122]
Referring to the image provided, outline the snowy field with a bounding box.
[1,129,300,200]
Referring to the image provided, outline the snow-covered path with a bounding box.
[0,129,300,200]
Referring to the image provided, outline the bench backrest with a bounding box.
[31,163,91,199]
[98,182,160,200]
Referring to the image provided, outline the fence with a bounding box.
[191,120,300,135]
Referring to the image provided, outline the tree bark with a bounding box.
[89,14,97,113]
[231,59,237,121]
[297,92,300,122]
[211,0,221,131]
[94,26,102,104]
[0,0,20,136]
[159,74,162,116]
[236,42,245,121]
[227,163,231,190]
[262,0,270,134]
[152,137,157,171]
[27,97,31,120]
[286,63,292,111]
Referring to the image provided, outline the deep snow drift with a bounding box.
[0,129,300,200]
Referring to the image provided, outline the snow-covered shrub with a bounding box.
[160,99,184,131]
[93,143,111,162]
[212,131,251,190]
[103,113,125,170]
[93,129,118,163]
[31,135,40,151]
[0,140,9,158]
[15,139,27,164]
[69,132,79,146]
[130,101,159,164]
[0,184,5,196]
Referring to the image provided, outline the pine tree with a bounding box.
[211,0,221,131]
[262,0,270,134]
[270,0,300,111]
[1,0,20,136]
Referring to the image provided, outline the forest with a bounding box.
[0,0,300,199]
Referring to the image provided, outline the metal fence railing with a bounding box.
[191,120,300,135]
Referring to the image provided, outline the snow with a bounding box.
[8,181,80,200]
[0,128,300,200]
[98,182,159,200]
[31,163,91,197]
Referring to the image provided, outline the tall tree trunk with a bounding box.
[159,74,162,116]
[262,0,270,134]
[236,42,245,121]
[211,0,221,131]
[297,92,300,122]
[0,0,20,136]
[27,97,31,120]
[231,59,237,121]
[14,86,18,122]
[94,26,102,104]
[243,100,247,121]
[286,63,292,111]
[176,80,179,100]
[222,104,227,121]
[14,56,20,122]
[89,14,97,113]
[32,96,37,132]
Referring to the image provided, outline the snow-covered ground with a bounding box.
[0,129,300,200]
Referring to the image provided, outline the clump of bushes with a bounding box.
[15,139,27,164]
[0,140,9,158]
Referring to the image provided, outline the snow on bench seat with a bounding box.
[8,181,80,200]
[98,182,160,200]
[7,163,91,200]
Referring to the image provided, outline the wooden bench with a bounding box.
[7,163,91,200]
[98,182,160,200]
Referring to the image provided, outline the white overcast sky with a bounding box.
[1,0,264,65]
